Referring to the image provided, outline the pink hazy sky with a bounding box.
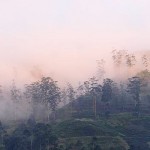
[0,0,150,85]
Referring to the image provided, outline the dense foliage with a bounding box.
[0,50,150,149]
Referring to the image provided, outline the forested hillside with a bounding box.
[0,50,149,150]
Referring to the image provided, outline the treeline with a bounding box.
[0,50,149,122]
[0,70,149,122]
[0,120,60,150]
[0,50,149,149]
[64,74,150,119]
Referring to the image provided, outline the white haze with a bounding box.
[0,0,150,121]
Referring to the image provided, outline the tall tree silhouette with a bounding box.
[39,77,61,121]
[127,76,142,117]
[142,54,149,68]
[96,59,106,81]
[10,80,22,121]
[25,77,60,121]
[89,77,101,118]
[66,83,76,117]
[101,78,113,117]
[125,53,136,77]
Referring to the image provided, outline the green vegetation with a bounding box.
[0,113,149,149]
[0,50,150,149]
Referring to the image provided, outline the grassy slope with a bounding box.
[53,113,150,149]
[59,136,129,150]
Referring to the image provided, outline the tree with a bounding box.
[10,80,22,121]
[39,77,61,121]
[111,82,120,110]
[101,78,113,117]
[0,85,3,101]
[5,123,58,150]
[119,83,128,111]
[24,81,42,120]
[33,123,58,150]
[61,88,68,106]
[127,76,142,117]
[25,77,61,122]
[76,83,85,97]
[112,50,125,66]
[112,50,128,80]
[112,50,136,79]
[82,81,91,95]
[88,77,101,118]
[66,83,76,117]
[142,54,149,68]
[5,123,30,150]
[125,53,136,78]
[76,77,101,118]
[125,53,136,68]
[0,121,7,149]
[96,59,106,81]
[136,70,150,95]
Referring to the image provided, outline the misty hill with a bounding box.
[0,113,150,150]
[0,51,149,149]
[53,113,150,149]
